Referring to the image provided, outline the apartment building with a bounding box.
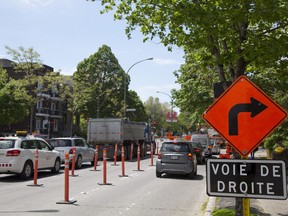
[0,58,72,139]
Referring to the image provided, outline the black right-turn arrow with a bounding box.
[228,97,268,135]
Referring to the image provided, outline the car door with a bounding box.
[82,140,94,162]
[36,140,56,168]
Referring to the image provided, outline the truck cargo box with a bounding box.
[87,118,146,144]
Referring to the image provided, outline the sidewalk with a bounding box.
[204,147,288,216]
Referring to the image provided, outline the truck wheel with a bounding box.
[75,155,82,169]
[20,161,33,179]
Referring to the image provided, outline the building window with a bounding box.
[51,103,56,111]
[36,119,41,130]
[36,100,43,109]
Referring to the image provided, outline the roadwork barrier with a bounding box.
[119,145,128,177]
[98,148,112,185]
[56,153,77,204]
[70,147,78,177]
[91,145,100,171]
[27,148,43,187]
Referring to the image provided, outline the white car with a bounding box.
[49,137,95,169]
[0,136,61,179]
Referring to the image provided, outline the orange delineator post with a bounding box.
[71,147,76,176]
[56,153,76,204]
[93,145,99,171]
[137,144,141,170]
[65,153,69,201]
[112,143,119,166]
[34,148,39,185]
[150,143,154,166]
[98,148,112,185]
[28,148,43,187]
[119,145,128,177]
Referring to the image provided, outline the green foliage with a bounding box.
[73,45,126,119]
[0,68,30,125]
[126,90,148,121]
[5,46,71,132]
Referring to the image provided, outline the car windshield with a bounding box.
[50,139,72,147]
[161,143,189,152]
[0,139,15,149]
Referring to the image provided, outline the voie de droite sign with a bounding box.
[207,159,287,200]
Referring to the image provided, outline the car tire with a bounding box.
[20,161,33,179]
[156,170,162,178]
[51,158,61,173]
[188,165,196,179]
[75,155,82,169]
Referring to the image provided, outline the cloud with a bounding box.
[154,58,184,66]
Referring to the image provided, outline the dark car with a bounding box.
[156,141,197,179]
[190,141,205,164]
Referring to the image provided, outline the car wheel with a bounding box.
[51,158,61,173]
[20,161,33,179]
[188,165,196,179]
[76,155,82,169]
[156,170,162,178]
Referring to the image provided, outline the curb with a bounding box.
[204,196,216,216]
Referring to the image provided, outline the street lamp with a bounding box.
[156,91,174,122]
[124,57,153,118]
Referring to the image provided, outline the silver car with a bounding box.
[49,137,95,169]
[156,141,197,178]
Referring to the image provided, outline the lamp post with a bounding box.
[124,57,153,118]
[156,91,174,122]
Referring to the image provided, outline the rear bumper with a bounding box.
[156,160,193,174]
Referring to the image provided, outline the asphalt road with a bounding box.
[0,156,209,216]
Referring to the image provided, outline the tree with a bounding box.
[126,90,148,121]
[91,1,288,214]
[73,45,126,119]
[6,46,65,134]
[0,68,30,127]
[95,0,288,82]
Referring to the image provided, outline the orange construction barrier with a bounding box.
[134,144,143,172]
[119,145,128,177]
[150,143,154,166]
[56,153,76,204]
[112,143,119,166]
[70,147,78,177]
[27,148,43,187]
[98,148,112,185]
[92,145,100,171]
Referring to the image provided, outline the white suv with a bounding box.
[49,137,95,169]
[0,136,61,179]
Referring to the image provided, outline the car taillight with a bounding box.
[188,153,193,160]
[194,149,200,152]
[6,150,21,156]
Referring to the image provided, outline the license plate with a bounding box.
[171,155,178,160]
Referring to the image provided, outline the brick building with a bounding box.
[0,58,72,139]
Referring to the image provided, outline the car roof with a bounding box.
[0,136,46,141]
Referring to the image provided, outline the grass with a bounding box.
[212,208,258,216]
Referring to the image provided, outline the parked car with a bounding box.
[156,141,197,179]
[211,140,221,155]
[49,137,95,169]
[0,136,61,179]
[190,141,205,164]
[190,134,212,157]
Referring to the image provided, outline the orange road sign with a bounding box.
[202,76,287,157]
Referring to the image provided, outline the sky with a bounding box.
[0,0,184,112]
